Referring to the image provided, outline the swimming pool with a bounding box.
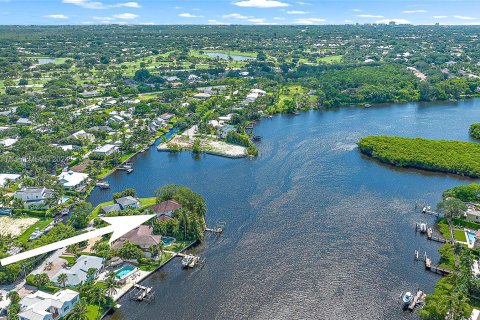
[467,231,476,245]
[162,236,176,246]
[115,264,135,280]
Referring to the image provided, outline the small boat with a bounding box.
[126,168,133,174]
[189,256,200,268]
[422,207,427,214]
[402,292,413,309]
[419,223,427,233]
[364,104,371,108]
[96,181,110,189]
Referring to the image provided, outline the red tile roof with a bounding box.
[150,200,182,215]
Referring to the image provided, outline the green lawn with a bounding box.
[86,304,102,320]
[59,255,77,266]
[17,218,53,243]
[453,229,467,242]
[318,55,342,63]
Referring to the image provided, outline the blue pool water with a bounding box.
[468,231,476,244]
[115,265,135,280]
[162,236,176,246]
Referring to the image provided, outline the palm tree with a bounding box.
[6,291,19,305]
[65,300,88,320]
[104,272,120,297]
[86,268,97,282]
[57,273,68,288]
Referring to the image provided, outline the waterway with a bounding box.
[204,52,255,61]
[91,99,480,320]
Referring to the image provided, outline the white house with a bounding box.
[52,255,104,287]
[92,144,117,156]
[14,187,54,209]
[18,289,80,320]
[58,171,88,189]
[0,137,18,148]
[71,130,95,142]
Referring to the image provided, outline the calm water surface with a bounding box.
[204,52,255,61]
[92,100,480,320]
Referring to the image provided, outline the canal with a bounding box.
[90,99,480,320]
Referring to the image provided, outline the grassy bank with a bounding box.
[358,135,480,178]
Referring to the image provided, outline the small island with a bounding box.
[470,123,480,140]
[357,135,480,178]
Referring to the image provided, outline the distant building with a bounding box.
[0,173,20,187]
[16,118,32,126]
[58,171,88,189]
[52,255,104,287]
[71,130,95,142]
[159,113,175,121]
[0,137,18,148]
[80,90,100,98]
[466,205,480,223]
[18,289,80,320]
[14,187,54,209]
[193,92,211,99]
[115,196,140,210]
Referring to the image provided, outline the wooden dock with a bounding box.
[424,256,452,275]
[426,228,448,243]
[205,227,223,234]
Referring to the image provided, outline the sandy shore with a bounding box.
[0,216,39,237]
[158,135,247,158]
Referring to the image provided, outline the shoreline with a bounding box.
[101,239,199,319]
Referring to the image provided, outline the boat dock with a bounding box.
[205,227,223,234]
[424,256,452,275]
[415,223,449,243]
[130,284,155,302]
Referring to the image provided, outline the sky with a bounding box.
[1,0,480,25]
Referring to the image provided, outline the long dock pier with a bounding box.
[424,256,452,275]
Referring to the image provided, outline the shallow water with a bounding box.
[91,99,480,320]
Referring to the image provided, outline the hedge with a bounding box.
[452,217,480,230]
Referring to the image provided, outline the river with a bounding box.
[90,99,480,320]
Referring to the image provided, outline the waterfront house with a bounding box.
[101,203,121,214]
[0,173,20,187]
[217,124,236,140]
[14,187,54,209]
[466,205,480,223]
[159,113,175,122]
[115,196,140,210]
[111,225,162,250]
[150,199,182,221]
[18,289,79,320]
[52,255,104,287]
[57,171,88,190]
[92,144,117,156]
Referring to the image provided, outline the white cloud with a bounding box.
[222,13,248,19]
[295,17,326,25]
[296,1,311,5]
[376,18,411,24]
[352,9,362,12]
[92,16,115,21]
[247,18,266,23]
[402,10,427,14]
[62,0,141,9]
[287,10,309,15]
[112,13,138,19]
[114,2,141,8]
[453,15,476,20]
[345,19,353,23]
[233,0,289,8]
[208,19,230,25]
[433,15,448,19]
[179,13,202,18]
[44,14,69,19]
[356,14,384,18]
